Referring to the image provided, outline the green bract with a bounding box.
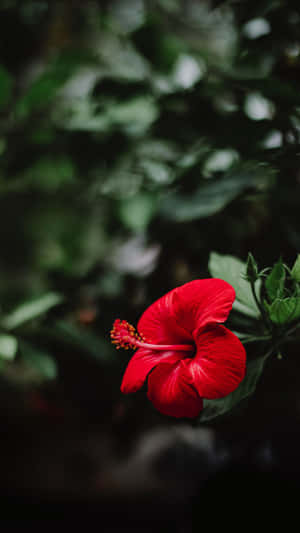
[265,260,285,302]
[291,255,300,282]
[268,297,300,325]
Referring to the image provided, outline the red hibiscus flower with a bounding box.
[110,279,246,418]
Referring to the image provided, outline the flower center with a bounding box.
[110,319,194,352]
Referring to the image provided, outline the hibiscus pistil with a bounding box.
[110,318,194,352]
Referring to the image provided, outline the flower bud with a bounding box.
[245,252,259,282]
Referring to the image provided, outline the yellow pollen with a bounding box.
[110,319,145,350]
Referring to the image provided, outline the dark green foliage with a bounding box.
[0,0,300,394]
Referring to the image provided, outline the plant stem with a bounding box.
[242,335,272,344]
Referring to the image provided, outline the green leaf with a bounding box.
[161,163,275,222]
[20,342,57,380]
[58,96,159,135]
[108,96,159,136]
[208,252,260,317]
[16,73,66,118]
[268,297,300,325]
[140,159,174,185]
[200,355,267,422]
[265,259,285,302]
[15,51,85,118]
[0,334,18,361]
[22,156,76,192]
[291,254,300,282]
[161,175,245,221]
[2,293,63,330]
[0,65,13,109]
[137,139,179,162]
[119,193,157,232]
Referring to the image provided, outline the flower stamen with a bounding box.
[110,319,144,350]
[110,319,193,352]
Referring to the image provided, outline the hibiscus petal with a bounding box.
[171,279,236,334]
[138,279,235,344]
[138,289,193,345]
[121,348,184,394]
[147,361,203,418]
[186,325,246,399]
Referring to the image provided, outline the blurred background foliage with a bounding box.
[1,0,300,430]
